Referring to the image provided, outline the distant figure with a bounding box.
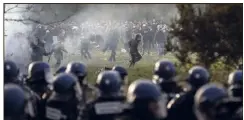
[141,27,153,55]
[29,36,51,62]
[80,38,92,60]
[128,34,142,67]
[51,40,67,68]
[154,27,166,56]
[103,30,119,62]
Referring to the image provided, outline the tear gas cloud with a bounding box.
[63,4,178,57]
[4,4,178,72]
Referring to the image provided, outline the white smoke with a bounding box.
[4,4,179,71]
[61,4,178,55]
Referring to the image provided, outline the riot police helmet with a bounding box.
[96,71,122,96]
[187,66,210,88]
[194,84,229,120]
[53,73,81,94]
[127,79,167,119]
[228,70,243,86]
[4,60,19,83]
[4,84,26,119]
[227,70,243,98]
[27,61,51,84]
[153,60,176,82]
[65,62,87,82]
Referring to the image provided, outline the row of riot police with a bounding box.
[4,59,242,120]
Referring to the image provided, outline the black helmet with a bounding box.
[227,71,243,98]
[4,84,26,119]
[4,60,19,83]
[153,60,176,82]
[27,61,51,84]
[65,62,87,83]
[53,73,80,94]
[112,65,128,83]
[96,71,121,96]
[127,80,161,103]
[194,84,228,120]
[187,66,210,88]
[127,79,167,119]
[228,70,243,86]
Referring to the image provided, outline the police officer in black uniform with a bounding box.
[124,79,168,120]
[128,34,142,67]
[26,61,52,97]
[194,84,242,120]
[82,71,126,120]
[45,73,82,120]
[25,61,53,120]
[167,66,210,120]
[152,60,183,103]
[4,84,27,120]
[227,70,243,99]
[5,60,40,120]
[65,62,96,104]
[4,60,20,84]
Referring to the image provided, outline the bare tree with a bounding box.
[4,4,82,25]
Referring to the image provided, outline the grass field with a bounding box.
[44,49,231,85]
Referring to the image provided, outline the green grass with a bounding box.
[44,49,231,85]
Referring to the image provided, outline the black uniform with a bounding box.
[5,84,28,120]
[167,66,210,120]
[194,84,242,120]
[83,71,125,120]
[124,80,168,120]
[26,61,53,120]
[45,73,82,120]
[167,90,197,120]
[45,93,79,120]
[153,60,183,103]
[4,60,41,119]
[128,35,142,67]
[227,70,243,99]
[65,62,96,105]
[83,96,126,120]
